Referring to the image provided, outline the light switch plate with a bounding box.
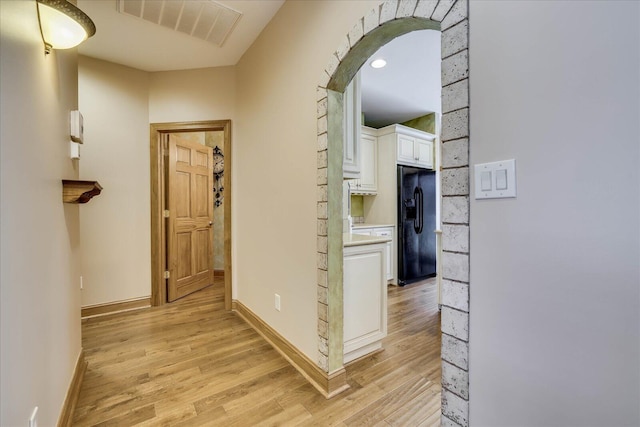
[474,159,516,199]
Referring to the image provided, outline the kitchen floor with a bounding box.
[73,277,441,426]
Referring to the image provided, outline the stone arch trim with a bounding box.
[316,1,470,425]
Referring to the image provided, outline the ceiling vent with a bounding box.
[116,0,242,47]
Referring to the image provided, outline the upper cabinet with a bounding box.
[343,72,362,179]
[350,127,377,195]
[379,124,435,170]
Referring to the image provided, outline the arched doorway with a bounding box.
[316,1,470,424]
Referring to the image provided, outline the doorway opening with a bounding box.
[317,1,470,424]
[356,28,442,288]
[150,120,232,310]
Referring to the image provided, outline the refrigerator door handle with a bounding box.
[417,186,424,234]
[421,186,425,233]
[413,187,420,233]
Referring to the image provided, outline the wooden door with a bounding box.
[167,136,214,302]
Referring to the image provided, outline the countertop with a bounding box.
[343,233,391,247]
[351,223,395,229]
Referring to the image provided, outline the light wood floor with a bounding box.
[74,278,441,426]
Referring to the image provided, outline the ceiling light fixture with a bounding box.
[370,58,387,69]
[36,0,96,55]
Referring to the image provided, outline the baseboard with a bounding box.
[57,349,87,427]
[214,269,224,277]
[81,297,151,318]
[344,347,384,367]
[232,300,349,399]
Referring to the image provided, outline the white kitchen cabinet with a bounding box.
[343,73,362,179]
[373,228,393,281]
[350,127,377,194]
[351,225,395,284]
[397,133,433,169]
[415,137,433,167]
[343,241,388,363]
[378,124,435,169]
[397,134,417,165]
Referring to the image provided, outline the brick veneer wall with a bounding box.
[316,1,470,425]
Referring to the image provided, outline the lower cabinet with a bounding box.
[343,242,388,363]
[351,226,395,283]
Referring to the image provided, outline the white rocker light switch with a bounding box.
[474,159,517,199]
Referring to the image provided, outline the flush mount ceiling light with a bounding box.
[370,58,387,69]
[36,0,96,54]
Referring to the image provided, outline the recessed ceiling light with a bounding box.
[370,58,387,69]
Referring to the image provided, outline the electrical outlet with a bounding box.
[80,276,83,290]
[274,294,281,311]
[29,406,38,427]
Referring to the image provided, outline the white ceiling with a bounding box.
[360,29,441,128]
[75,2,440,126]
[77,0,285,72]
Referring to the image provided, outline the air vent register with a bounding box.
[117,0,242,47]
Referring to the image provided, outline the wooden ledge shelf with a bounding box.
[62,180,103,204]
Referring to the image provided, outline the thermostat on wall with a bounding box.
[70,110,83,143]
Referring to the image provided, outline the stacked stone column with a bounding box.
[316,86,330,372]
[439,1,470,425]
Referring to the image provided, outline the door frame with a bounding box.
[150,120,232,310]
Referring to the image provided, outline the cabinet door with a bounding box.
[373,228,394,281]
[415,138,433,169]
[343,73,362,179]
[397,134,416,165]
[355,133,377,194]
[343,243,387,363]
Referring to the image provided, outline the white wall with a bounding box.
[149,66,236,123]
[0,2,82,425]
[469,1,640,425]
[234,0,380,360]
[79,56,151,306]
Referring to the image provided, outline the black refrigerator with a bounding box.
[397,166,437,285]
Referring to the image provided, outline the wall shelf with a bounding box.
[62,180,102,204]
